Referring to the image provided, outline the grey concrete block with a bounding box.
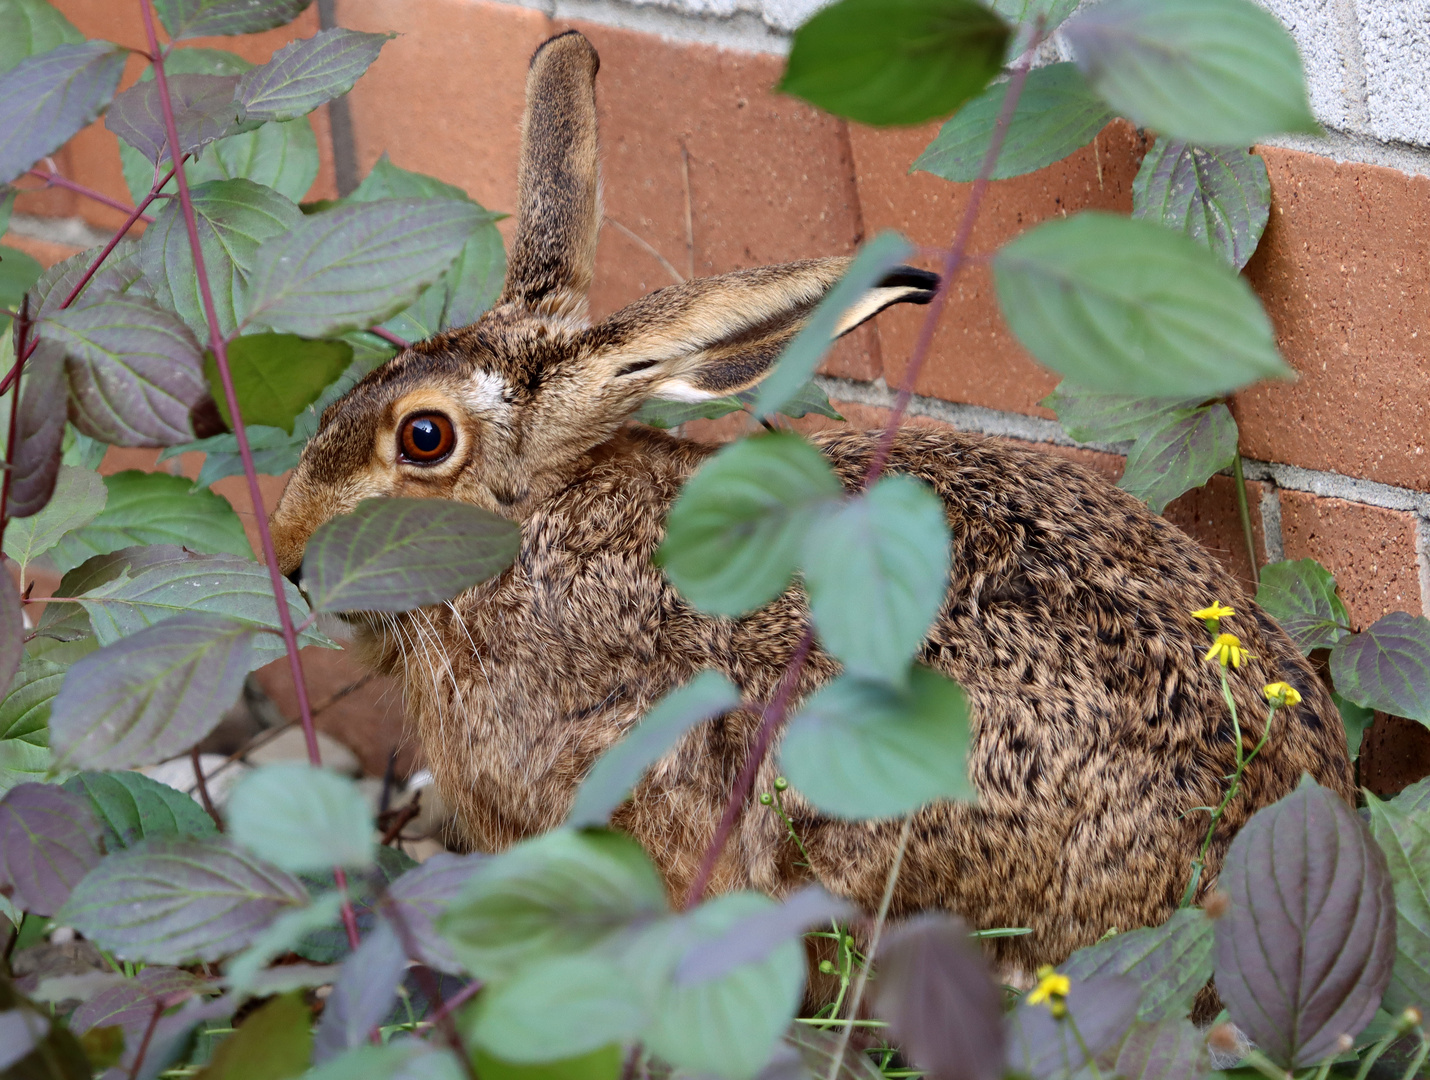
[1254,0,1370,134]
[1356,0,1430,145]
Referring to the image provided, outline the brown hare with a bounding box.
[269,29,1354,982]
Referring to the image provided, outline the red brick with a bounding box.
[1,232,82,268]
[849,118,1148,415]
[1235,148,1430,491]
[1278,491,1422,627]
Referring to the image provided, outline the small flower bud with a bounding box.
[1203,891,1231,920]
[818,960,836,974]
[774,776,789,791]
[1399,1006,1423,1030]
[844,935,855,950]
[1335,1034,1354,1053]
[1207,1024,1242,1055]
[758,792,773,805]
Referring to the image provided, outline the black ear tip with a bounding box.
[878,266,940,292]
[530,29,599,74]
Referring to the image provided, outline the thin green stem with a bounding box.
[1354,1027,1402,1080]
[1066,1013,1103,1080]
[1232,453,1259,587]
[1398,1029,1428,1080]
[1241,1049,1290,1080]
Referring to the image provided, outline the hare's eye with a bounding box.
[399,413,455,464]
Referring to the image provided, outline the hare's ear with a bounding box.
[577,258,937,404]
[500,31,601,322]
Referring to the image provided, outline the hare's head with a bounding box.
[270,30,935,575]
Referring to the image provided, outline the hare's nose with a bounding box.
[286,566,304,589]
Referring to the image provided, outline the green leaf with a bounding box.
[471,1044,622,1080]
[1365,784,1430,1017]
[242,198,485,338]
[567,671,742,828]
[206,333,352,432]
[780,666,974,820]
[228,763,374,872]
[1330,612,1430,724]
[632,396,745,430]
[1334,690,1374,758]
[225,890,345,992]
[1118,403,1239,514]
[1133,140,1271,271]
[779,0,1009,127]
[0,0,83,75]
[49,470,253,575]
[758,379,843,421]
[1255,559,1351,656]
[1059,909,1215,1021]
[159,424,303,489]
[657,433,842,617]
[643,892,805,1080]
[0,635,95,794]
[194,991,311,1080]
[1042,382,1201,444]
[63,770,217,852]
[438,829,669,981]
[913,63,1114,183]
[1062,0,1318,145]
[348,155,508,336]
[992,212,1292,398]
[469,954,648,1063]
[304,1044,466,1080]
[124,118,321,206]
[2,464,106,572]
[803,474,950,684]
[138,177,303,340]
[0,244,43,328]
[57,545,330,662]
[237,28,392,124]
[303,497,521,614]
[754,231,911,419]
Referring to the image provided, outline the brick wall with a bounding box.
[9,0,1430,778]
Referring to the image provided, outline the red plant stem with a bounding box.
[127,1001,165,1080]
[367,325,410,350]
[136,0,358,953]
[0,164,178,396]
[382,898,479,1078]
[861,31,1042,489]
[424,978,481,1031]
[0,299,33,546]
[27,168,154,222]
[683,626,815,909]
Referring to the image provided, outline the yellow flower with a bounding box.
[1191,602,1236,621]
[1204,633,1249,668]
[1263,682,1302,707]
[1026,965,1070,1017]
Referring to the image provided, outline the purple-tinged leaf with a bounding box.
[8,338,66,519]
[1118,403,1239,515]
[0,782,101,915]
[872,914,1007,1080]
[241,199,484,337]
[105,74,249,165]
[128,990,237,1079]
[28,240,146,322]
[0,568,20,699]
[567,671,740,828]
[1060,908,1214,1021]
[43,294,209,446]
[385,852,488,974]
[58,835,307,963]
[1042,382,1201,444]
[156,0,313,40]
[307,1042,467,1080]
[48,611,259,770]
[0,1008,48,1070]
[783,1027,886,1080]
[0,0,84,76]
[226,891,345,992]
[313,920,408,1062]
[1007,975,1140,1080]
[1330,611,1430,723]
[1365,782,1430,1017]
[676,885,851,985]
[1099,1019,1213,1080]
[1257,558,1352,656]
[1214,778,1396,1068]
[304,497,520,614]
[138,177,302,340]
[238,28,391,123]
[0,41,126,185]
[1133,140,1271,270]
[70,966,210,1044]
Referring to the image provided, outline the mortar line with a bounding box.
[317,0,361,196]
[1415,519,1430,617]
[1259,486,1286,565]
[817,374,1430,516]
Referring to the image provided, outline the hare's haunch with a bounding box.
[269,30,1353,981]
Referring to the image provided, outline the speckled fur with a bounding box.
[269,30,1354,982]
